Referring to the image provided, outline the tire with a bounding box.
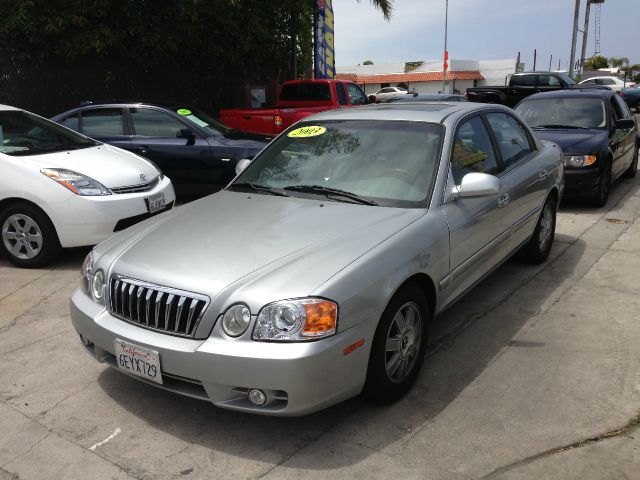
[624,145,638,179]
[590,162,611,208]
[520,195,556,264]
[0,202,61,268]
[364,283,430,403]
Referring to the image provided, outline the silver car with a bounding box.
[70,103,563,416]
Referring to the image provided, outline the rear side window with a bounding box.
[538,75,561,87]
[82,109,124,136]
[59,114,79,132]
[486,113,533,169]
[510,75,536,87]
[336,83,348,105]
[346,83,368,105]
[280,83,331,102]
[451,116,499,184]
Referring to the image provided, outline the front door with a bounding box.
[127,107,213,196]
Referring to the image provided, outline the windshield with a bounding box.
[231,120,443,208]
[0,110,97,156]
[515,97,606,129]
[173,107,232,135]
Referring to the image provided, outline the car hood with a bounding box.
[532,129,608,155]
[215,130,270,153]
[102,191,423,311]
[23,144,159,188]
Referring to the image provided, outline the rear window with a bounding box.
[510,75,536,87]
[279,83,331,102]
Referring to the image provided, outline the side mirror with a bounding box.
[455,172,501,198]
[177,128,196,139]
[615,118,635,130]
[235,158,251,175]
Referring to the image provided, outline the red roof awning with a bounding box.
[339,71,484,84]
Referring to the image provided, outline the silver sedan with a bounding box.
[70,102,563,416]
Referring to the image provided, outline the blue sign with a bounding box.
[315,0,335,79]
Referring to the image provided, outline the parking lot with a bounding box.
[1,143,640,479]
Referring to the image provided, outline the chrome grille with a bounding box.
[110,177,160,194]
[108,276,209,338]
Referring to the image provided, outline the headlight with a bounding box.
[252,298,338,341]
[562,155,597,168]
[42,168,111,196]
[222,304,251,337]
[80,251,105,305]
[144,159,164,180]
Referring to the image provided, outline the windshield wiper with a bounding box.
[284,185,378,206]
[532,124,589,130]
[227,182,290,197]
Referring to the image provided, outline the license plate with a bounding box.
[146,192,165,214]
[114,339,163,384]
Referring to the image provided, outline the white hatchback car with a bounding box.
[0,105,176,267]
[579,76,636,92]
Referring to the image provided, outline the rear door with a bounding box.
[508,75,538,107]
[77,107,131,151]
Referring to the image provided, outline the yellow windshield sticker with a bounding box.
[288,126,327,138]
[177,108,192,115]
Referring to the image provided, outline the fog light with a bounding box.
[248,389,267,406]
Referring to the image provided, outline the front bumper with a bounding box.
[70,288,372,416]
[562,167,601,199]
[46,176,176,248]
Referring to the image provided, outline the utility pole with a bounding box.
[579,0,592,75]
[533,49,537,70]
[569,0,581,79]
[442,0,449,94]
[549,54,553,71]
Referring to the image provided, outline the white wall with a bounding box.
[478,59,516,87]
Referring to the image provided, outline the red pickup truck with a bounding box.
[219,79,369,137]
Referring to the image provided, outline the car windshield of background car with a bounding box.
[0,111,97,156]
[233,120,443,208]
[174,107,232,135]
[516,97,606,129]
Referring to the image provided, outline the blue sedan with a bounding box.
[52,102,270,197]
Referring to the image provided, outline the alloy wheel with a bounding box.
[2,214,43,260]
[385,301,422,383]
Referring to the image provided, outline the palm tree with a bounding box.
[369,0,393,19]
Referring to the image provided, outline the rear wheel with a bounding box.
[0,202,61,268]
[520,195,556,264]
[624,145,638,179]
[364,283,430,403]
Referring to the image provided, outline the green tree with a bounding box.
[363,60,374,65]
[608,57,630,68]
[583,55,608,70]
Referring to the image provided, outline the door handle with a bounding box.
[497,193,510,208]
[138,145,150,154]
[538,169,548,180]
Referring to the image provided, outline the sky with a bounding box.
[333,0,639,70]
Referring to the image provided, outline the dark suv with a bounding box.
[515,89,638,206]
[52,102,270,197]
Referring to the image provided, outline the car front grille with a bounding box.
[111,177,160,194]
[108,276,209,338]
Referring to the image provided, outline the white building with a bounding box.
[337,58,517,95]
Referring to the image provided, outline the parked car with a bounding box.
[52,102,269,197]
[0,104,175,267]
[621,87,640,112]
[373,86,408,102]
[466,71,599,108]
[515,89,638,206]
[219,79,369,137]
[384,93,467,103]
[70,102,562,416]
[579,76,636,92]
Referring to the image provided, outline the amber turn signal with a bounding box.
[302,300,337,337]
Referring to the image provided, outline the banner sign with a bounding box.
[315,0,335,79]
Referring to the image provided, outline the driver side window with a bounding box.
[451,116,498,185]
[131,108,186,137]
[346,83,368,105]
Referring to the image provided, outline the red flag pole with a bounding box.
[442,0,449,93]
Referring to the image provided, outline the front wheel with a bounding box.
[520,195,556,264]
[0,202,61,268]
[624,146,638,179]
[364,283,430,403]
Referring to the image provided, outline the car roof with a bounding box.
[520,88,616,101]
[0,104,21,111]
[304,102,510,124]
[580,75,620,80]
[71,100,186,109]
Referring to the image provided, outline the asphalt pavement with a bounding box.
[1,155,640,479]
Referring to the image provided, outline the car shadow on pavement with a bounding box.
[95,236,587,470]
